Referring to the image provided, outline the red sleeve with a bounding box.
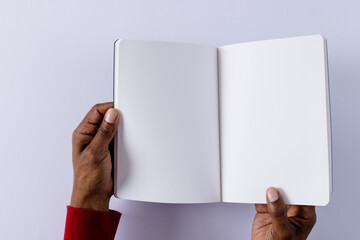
[64,206,121,240]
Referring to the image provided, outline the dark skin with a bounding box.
[252,188,316,240]
[71,102,119,211]
[71,102,317,239]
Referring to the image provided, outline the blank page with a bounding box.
[114,40,220,203]
[219,35,331,205]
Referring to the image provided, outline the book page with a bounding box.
[114,40,220,203]
[219,35,331,205]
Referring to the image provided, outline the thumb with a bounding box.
[89,108,119,155]
[266,187,291,239]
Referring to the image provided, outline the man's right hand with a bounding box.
[251,187,316,240]
[71,103,119,212]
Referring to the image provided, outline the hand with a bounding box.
[251,187,316,240]
[70,103,120,211]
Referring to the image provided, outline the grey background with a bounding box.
[0,0,358,239]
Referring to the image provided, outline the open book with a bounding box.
[113,35,332,206]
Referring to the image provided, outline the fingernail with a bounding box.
[267,187,279,202]
[104,108,118,123]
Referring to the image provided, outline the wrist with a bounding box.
[70,191,110,212]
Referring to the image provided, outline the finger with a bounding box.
[298,206,316,221]
[88,108,119,157]
[287,205,316,221]
[266,187,291,237]
[72,102,114,153]
[255,204,268,213]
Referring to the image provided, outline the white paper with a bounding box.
[219,35,331,205]
[114,40,221,203]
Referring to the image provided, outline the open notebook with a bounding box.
[113,35,332,206]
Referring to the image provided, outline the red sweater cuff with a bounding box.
[64,206,121,240]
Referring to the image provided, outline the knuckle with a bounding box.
[310,213,317,225]
[72,128,79,142]
[90,104,101,115]
[98,123,112,136]
[92,103,101,110]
